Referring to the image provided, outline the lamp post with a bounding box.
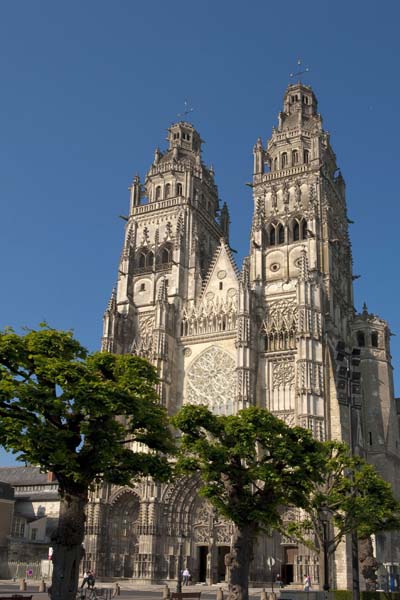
[335,342,362,600]
[319,507,331,593]
[176,534,184,593]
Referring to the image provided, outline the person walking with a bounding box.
[304,574,311,592]
[182,568,191,585]
[81,571,89,589]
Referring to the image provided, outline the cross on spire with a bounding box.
[290,59,310,83]
[177,100,194,119]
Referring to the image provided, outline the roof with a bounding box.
[0,466,56,486]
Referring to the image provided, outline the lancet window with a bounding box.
[262,300,298,352]
[136,249,154,272]
[356,331,365,347]
[291,217,307,242]
[267,221,285,246]
[371,331,379,348]
[156,243,173,268]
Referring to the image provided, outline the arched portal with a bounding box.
[107,491,140,578]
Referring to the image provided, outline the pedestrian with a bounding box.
[87,571,96,589]
[81,571,89,589]
[182,568,190,585]
[304,574,311,592]
[276,574,284,588]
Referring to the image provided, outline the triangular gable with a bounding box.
[201,239,240,302]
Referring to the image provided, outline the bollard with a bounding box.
[260,589,268,600]
[216,587,224,600]
[39,579,46,592]
[163,584,170,599]
[19,579,27,591]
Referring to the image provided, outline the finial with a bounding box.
[290,58,310,83]
[177,99,194,119]
[107,288,117,312]
[362,302,368,315]
[154,147,161,165]
[157,278,168,303]
[298,246,310,280]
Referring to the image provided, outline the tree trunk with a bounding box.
[50,491,87,600]
[228,524,256,600]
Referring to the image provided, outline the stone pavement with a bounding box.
[0,580,280,599]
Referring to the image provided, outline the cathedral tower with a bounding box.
[91,85,400,589]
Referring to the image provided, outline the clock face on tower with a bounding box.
[186,346,236,415]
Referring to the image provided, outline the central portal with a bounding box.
[198,546,208,582]
[217,546,230,582]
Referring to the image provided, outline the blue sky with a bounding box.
[1,1,399,465]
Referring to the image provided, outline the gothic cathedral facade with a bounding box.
[85,84,400,589]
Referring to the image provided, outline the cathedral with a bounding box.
[83,83,400,589]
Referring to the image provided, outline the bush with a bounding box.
[333,593,400,600]
[333,591,352,600]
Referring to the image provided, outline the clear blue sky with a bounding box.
[1,1,399,465]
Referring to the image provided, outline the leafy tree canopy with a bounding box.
[287,441,400,552]
[0,325,174,495]
[172,404,326,533]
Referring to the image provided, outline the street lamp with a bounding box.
[319,507,331,592]
[335,342,362,600]
[176,534,184,593]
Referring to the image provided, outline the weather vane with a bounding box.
[290,59,310,83]
[177,100,194,119]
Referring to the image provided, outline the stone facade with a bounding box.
[6,84,397,588]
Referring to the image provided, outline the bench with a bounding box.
[171,594,201,600]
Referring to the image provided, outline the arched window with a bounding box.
[281,153,288,168]
[357,331,365,347]
[165,183,171,198]
[274,157,278,171]
[155,186,162,200]
[148,251,154,267]
[293,220,300,241]
[292,149,299,165]
[138,252,146,269]
[301,219,307,240]
[176,183,183,196]
[160,246,170,264]
[140,283,145,292]
[303,149,310,164]
[277,223,285,245]
[371,331,379,348]
[269,225,276,245]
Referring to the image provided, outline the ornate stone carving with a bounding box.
[186,346,236,414]
[272,359,295,389]
[262,298,298,352]
[181,296,238,337]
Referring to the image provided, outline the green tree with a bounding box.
[286,441,400,588]
[0,325,174,600]
[172,405,326,600]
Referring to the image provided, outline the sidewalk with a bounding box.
[0,579,281,597]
